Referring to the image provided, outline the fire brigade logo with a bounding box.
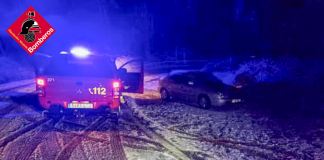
[19,11,40,42]
[6,6,56,56]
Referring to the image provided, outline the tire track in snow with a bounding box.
[0,106,18,137]
[80,129,112,160]
[52,127,106,143]
[0,103,16,117]
[218,113,229,137]
[122,143,164,152]
[118,114,177,154]
[0,118,50,149]
[55,116,108,160]
[169,127,300,159]
[9,118,61,160]
[38,131,62,160]
[0,118,50,160]
[123,99,192,160]
[77,116,126,160]
[121,134,164,149]
[0,104,43,137]
[55,116,107,160]
[0,102,58,158]
[109,119,127,160]
[55,118,85,152]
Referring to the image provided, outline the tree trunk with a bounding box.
[0,39,6,57]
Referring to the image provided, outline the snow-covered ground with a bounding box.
[0,79,34,92]
[0,57,35,84]
[0,78,182,160]
[0,73,323,160]
[122,74,324,160]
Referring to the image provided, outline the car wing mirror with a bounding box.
[188,81,194,85]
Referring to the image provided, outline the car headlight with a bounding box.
[231,99,242,103]
[217,92,224,98]
[235,85,243,89]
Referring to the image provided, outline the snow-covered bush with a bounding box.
[233,56,300,86]
[232,56,324,112]
[201,58,241,72]
[0,57,35,84]
[202,55,324,112]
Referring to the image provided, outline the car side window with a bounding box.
[168,75,181,83]
[195,73,223,86]
[178,75,192,85]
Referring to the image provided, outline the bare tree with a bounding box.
[0,37,7,57]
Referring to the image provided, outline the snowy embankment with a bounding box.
[0,79,34,92]
[0,57,35,84]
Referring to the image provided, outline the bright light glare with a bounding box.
[113,81,120,88]
[71,47,91,58]
[37,78,45,86]
[60,51,68,54]
[236,85,243,89]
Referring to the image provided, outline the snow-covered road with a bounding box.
[0,76,323,160]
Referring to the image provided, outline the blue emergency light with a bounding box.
[70,46,91,58]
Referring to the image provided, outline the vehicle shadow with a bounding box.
[4,92,45,111]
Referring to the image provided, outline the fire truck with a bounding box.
[32,46,143,119]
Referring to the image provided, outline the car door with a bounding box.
[117,59,144,94]
[178,74,196,102]
[165,74,183,99]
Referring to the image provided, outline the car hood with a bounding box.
[202,82,241,97]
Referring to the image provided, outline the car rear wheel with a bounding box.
[160,88,170,101]
[198,95,211,109]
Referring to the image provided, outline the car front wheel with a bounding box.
[160,88,170,101]
[198,95,211,109]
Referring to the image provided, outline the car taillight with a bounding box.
[112,81,120,99]
[113,81,120,88]
[36,78,45,97]
[37,78,45,87]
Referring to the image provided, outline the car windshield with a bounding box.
[44,58,115,78]
[195,72,223,84]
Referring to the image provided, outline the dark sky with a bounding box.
[1,0,148,57]
[1,0,324,59]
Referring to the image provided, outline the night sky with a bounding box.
[1,0,324,59]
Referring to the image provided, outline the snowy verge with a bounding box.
[0,57,35,84]
[0,79,34,92]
